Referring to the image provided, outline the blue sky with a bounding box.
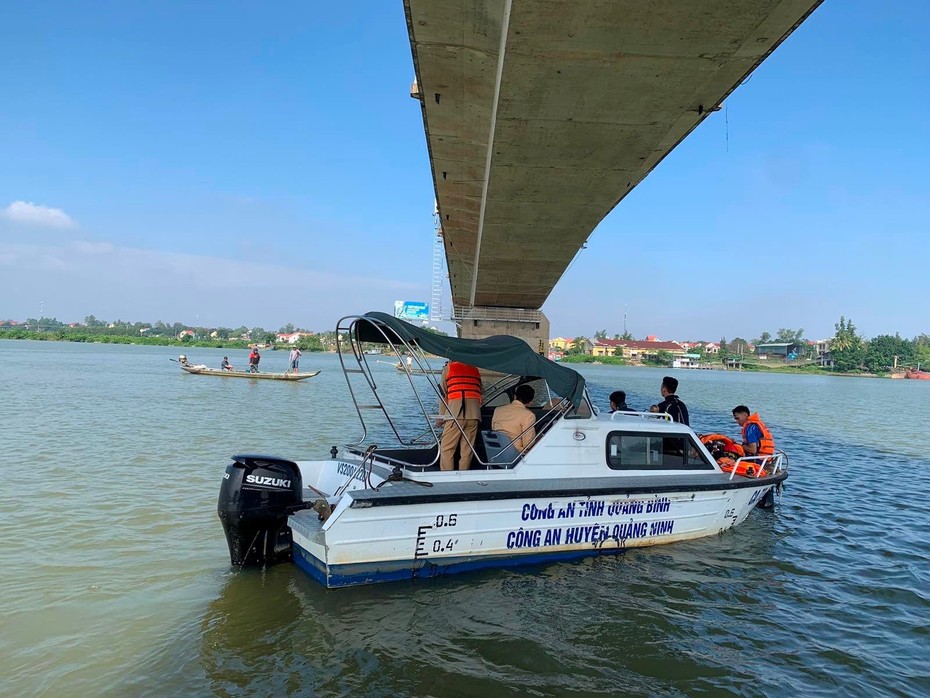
[1,1,927,341]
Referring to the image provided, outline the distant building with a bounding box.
[548,337,574,352]
[276,332,313,344]
[672,354,702,368]
[592,338,687,362]
[755,342,804,359]
[813,338,833,366]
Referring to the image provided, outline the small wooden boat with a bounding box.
[904,369,930,380]
[394,361,443,375]
[175,356,319,381]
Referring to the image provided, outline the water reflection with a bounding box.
[193,520,801,697]
[4,344,930,696]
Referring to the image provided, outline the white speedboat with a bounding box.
[218,312,787,588]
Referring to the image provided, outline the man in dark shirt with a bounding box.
[650,376,689,425]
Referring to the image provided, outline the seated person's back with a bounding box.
[491,384,537,452]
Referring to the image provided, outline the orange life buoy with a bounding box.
[700,434,766,476]
[717,459,761,478]
[700,433,745,458]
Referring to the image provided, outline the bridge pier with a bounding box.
[454,306,550,356]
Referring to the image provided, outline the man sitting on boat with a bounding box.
[609,390,634,413]
[732,405,775,460]
[491,384,537,453]
[221,356,234,371]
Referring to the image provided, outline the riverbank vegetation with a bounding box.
[561,316,930,377]
[0,316,329,352]
[560,354,626,365]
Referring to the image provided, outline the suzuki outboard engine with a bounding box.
[218,454,303,566]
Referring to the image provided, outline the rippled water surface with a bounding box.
[2,340,929,696]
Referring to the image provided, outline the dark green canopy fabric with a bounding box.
[353,312,586,407]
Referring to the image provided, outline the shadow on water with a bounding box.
[117,517,835,698]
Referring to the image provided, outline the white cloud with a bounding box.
[71,240,115,255]
[1,201,76,229]
[0,240,422,328]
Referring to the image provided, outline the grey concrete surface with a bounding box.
[405,0,823,314]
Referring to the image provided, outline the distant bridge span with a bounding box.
[404,0,822,344]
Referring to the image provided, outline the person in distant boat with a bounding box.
[609,390,634,413]
[649,376,689,425]
[437,361,482,471]
[221,356,233,371]
[732,405,775,459]
[178,354,190,367]
[289,347,302,373]
[492,384,537,453]
[248,348,261,373]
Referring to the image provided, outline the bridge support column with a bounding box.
[454,307,550,356]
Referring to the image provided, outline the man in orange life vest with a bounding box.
[732,405,775,459]
[438,361,483,471]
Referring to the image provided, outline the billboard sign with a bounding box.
[394,300,430,321]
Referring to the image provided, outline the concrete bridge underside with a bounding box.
[404,0,821,346]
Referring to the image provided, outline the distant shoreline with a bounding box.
[0,331,328,352]
[0,332,898,378]
[558,354,884,378]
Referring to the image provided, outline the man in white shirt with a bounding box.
[491,384,537,452]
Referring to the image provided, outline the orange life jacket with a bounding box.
[741,413,775,457]
[718,458,761,478]
[700,433,745,457]
[445,362,482,403]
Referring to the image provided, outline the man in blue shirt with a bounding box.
[732,405,775,457]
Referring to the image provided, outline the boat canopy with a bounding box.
[352,312,586,407]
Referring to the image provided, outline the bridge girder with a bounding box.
[405,0,822,311]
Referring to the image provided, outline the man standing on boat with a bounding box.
[732,405,775,459]
[492,384,537,453]
[438,361,482,471]
[650,376,689,425]
[248,348,261,373]
[289,346,302,374]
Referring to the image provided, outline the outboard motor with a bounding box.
[217,454,303,566]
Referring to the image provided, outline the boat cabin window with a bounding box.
[562,397,592,420]
[484,377,552,408]
[605,432,713,470]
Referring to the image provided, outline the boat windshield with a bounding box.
[334,313,586,467]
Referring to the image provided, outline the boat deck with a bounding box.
[347,471,787,508]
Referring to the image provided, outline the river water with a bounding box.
[2,340,928,697]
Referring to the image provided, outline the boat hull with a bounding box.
[181,366,320,380]
[289,474,781,588]
[904,370,930,380]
